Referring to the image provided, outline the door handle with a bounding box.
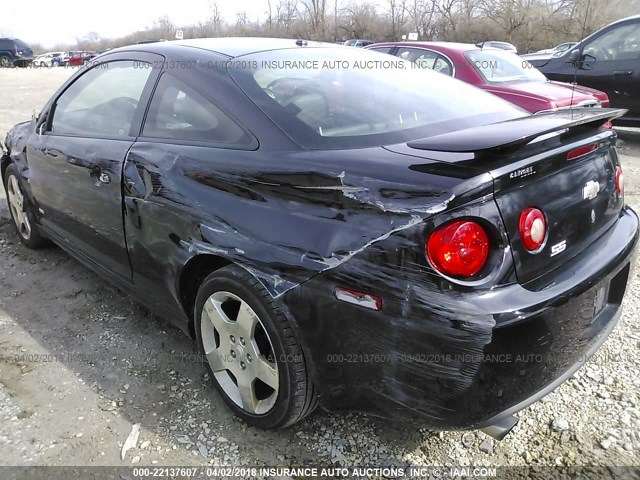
[613,70,633,76]
[89,165,111,184]
[44,148,61,159]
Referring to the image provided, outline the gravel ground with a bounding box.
[0,68,639,474]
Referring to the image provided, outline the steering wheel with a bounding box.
[107,96,139,112]
[586,47,610,61]
[265,79,283,100]
[83,97,139,135]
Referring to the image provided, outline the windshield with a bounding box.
[465,49,547,84]
[229,47,525,149]
[13,39,31,50]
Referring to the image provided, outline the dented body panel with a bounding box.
[2,38,638,431]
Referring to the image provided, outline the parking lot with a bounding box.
[0,68,639,471]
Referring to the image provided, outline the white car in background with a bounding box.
[33,52,64,67]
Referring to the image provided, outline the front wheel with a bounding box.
[195,265,317,429]
[4,164,48,248]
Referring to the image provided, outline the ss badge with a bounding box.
[550,240,567,257]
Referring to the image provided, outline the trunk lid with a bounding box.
[403,108,627,284]
[481,81,598,107]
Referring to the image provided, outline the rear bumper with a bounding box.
[477,301,621,429]
[283,206,638,429]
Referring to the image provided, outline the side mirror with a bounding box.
[567,49,581,65]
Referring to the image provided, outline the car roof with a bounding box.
[116,37,338,58]
[611,14,640,24]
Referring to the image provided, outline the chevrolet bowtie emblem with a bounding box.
[583,180,600,200]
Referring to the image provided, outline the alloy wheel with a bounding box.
[7,175,32,240]
[200,291,279,415]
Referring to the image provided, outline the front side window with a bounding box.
[51,61,152,137]
[583,23,640,61]
[142,73,253,146]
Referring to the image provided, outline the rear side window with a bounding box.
[142,73,253,146]
[0,40,12,49]
[51,60,152,137]
[396,47,453,76]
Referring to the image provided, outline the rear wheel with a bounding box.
[0,56,13,68]
[195,265,317,429]
[4,165,47,248]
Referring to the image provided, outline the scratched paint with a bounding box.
[1,44,636,432]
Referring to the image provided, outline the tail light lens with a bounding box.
[615,165,624,197]
[602,121,613,129]
[427,220,489,277]
[519,208,546,251]
[567,143,598,160]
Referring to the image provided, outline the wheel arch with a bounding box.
[178,254,234,336]
[1,155,11,183]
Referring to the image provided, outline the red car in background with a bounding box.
[67,51,96,66]
[367,42,609,113]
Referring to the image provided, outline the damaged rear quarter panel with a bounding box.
[122,141,492,332]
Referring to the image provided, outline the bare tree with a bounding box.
[299,0,328,38]
[41,0,639,55]
[275,0,299,31]
[386,0,408,40]
[406,0,438,39]
[344,2,381,39]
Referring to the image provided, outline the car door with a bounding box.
[27,54,161,281]
[574,22,640,116]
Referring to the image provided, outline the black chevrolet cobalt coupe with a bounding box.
[2,38,638,437]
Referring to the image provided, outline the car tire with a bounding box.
[194,265,317,429]
[4,164,48,249]
[0,55,13,68]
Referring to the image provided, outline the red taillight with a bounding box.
[602,121,613,129]
[519,208,546,251]
[615,165,624,197]
[567,143,598,160]
[426,220,489,278]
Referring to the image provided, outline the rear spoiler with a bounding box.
[407,108,627,153]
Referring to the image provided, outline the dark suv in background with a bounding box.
[538,15,640,126]
[0,38,34,67]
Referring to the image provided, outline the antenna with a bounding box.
[570,0,592,118]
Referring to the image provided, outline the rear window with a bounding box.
[465,49,547,84]
[229,47,525,149]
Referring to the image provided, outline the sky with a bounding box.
[0,0,276,47]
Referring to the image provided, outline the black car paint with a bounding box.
[2,40,638,430]
[0,38,34,66]
[537,15,640,126]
